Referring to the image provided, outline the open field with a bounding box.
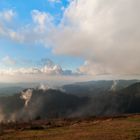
[0,114,140,140]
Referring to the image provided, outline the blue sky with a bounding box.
[0,0,83,70]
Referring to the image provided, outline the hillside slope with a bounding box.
[0,114,140,140]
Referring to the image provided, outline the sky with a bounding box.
[0,0,140,84]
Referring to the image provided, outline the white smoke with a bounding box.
[38,84,49,91]
[38,83,65,91]
[20,89,33,107]
[110,80,117,91]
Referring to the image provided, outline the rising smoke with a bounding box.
[38,84,49,91]
[110,80,118,91]
[20,89,33,107]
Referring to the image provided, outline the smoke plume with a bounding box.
[38,84,49,91]
[110,80,117,91]
[20,89,33,107]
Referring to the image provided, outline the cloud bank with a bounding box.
[0,58,80,76]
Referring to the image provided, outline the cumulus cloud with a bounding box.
[48,0,140,75]
[31,10,53,32]
[0,9,24,42]
[0,9,53,44]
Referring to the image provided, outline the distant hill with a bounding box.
[0,82,39,96]
[28,89,88,119]
[62,80,140,96]
[82,82,140,116]
[0,87,24,96]
[0,89,88,121]
[0,80,140,122]
[115,82,140,114]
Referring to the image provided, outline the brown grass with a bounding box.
[0,114,140,140]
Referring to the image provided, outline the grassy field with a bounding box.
[0,114,140,140]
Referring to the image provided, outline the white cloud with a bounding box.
[77,60,110,75]
[31,10,53,32]
[0,10,53,44]
[1,56,16,66]
[48,0,140,75]
[0,68,41,76]
[0,9,15,22]
[41,64,63,75]
[0,9,24,42]
[0,27,24,43]
[0,59,80,76]
[8,30,24,42]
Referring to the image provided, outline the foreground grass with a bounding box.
[0,115,140,140]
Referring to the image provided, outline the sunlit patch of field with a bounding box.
[0,114,140,140]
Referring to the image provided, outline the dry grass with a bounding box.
[0,114,140,140]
